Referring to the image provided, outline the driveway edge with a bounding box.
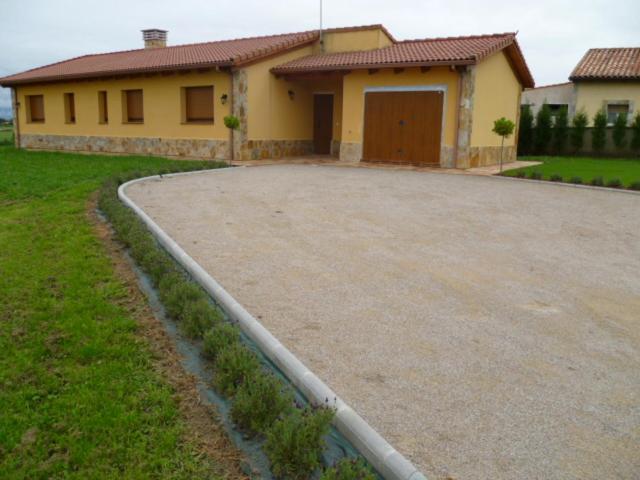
[118,168,427,480]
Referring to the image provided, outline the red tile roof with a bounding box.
[570,48,640,81]
[271,33,534,88]
[0,30,320,86]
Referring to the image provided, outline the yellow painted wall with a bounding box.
[575,82,640,120]
[312,28,393,54]
[17,70,231,139]
[340,67,460,146]
[470,51,521,147]
[245,45,342,141]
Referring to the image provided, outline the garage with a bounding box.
[362,90,443,166]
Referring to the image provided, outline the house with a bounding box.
[0,25,534,168]
[522,48,640,125]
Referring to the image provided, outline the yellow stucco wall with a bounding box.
[340,67,460,146]
[470,50,522,147]
[312,28,394,54]
[17,70,231,139]
[245,45,342,141]
[575,82,640,120]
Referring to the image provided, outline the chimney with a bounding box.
[142,29,168,49]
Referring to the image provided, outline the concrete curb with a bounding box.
[118,168,427,480]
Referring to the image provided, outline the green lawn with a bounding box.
[0,146,230,478]
[0,127,13,145]
[505,156,640,187]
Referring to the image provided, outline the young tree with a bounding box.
[534,103,552,154]
[570,110,589,152]
[612,112,628,150]
[553,108,569,154]
[631,113,640,152]
[492,117,516,172]
[592,109,607,153]
[518,104,534,156]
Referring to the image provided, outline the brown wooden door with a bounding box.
[313,94,333,154]
[362,91,443,166]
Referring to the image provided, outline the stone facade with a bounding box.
[244,139,314,159]
[330,140,341,157]
[469,145,516,167]
[455,66,476,169]
[440,145,455,168]
[232,69,249,161]
[20,134,229,160]
[11,87,19,148]
[339,142,363,162]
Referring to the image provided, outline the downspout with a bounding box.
[11,87,20,148]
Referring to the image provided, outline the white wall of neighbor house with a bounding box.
[521,82,575,116]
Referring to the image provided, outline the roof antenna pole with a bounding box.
[319,0,324,53]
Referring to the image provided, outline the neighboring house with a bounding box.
[0,25,534,168]
[522,48,640,125]
[521,82,573,118]
[570,48,640,125]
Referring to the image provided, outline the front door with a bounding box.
[313,94,333,155]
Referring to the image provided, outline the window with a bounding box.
[98,91,108,124]
[26,95,45,123]
[548,104,568,118]
[123,89,144,123]
[64,93,76,124]
[183,86,214,123]
[607,103,629,125]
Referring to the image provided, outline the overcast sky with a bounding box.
[1,0,638,115]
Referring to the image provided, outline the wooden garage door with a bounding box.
[362,91,443,166]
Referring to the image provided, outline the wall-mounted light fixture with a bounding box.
[220,93,228,105]
[287,89,295,100]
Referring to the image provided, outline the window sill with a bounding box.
[182,120,214,125]
[123,121,144,124]
[27,121,45,124]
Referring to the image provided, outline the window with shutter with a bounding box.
[124,89,144,123]
[98,91,108,124]
[64,93,76,124]
[27,95,45,123]
[184,86,214,123]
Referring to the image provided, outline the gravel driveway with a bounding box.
[126,165,640,480]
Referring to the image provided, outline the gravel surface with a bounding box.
[127,165,640,480]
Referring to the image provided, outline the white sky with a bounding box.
[1,0,638,115]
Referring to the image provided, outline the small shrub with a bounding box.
[320,458,376,480]
[203,323,241,360]
[590,176,605,187]
[140,248,177,285]
[181,298,222,339]
[569,176,583,185]
[514,170,526,178]
[159,273,205,321]
[606,178,623,189]
[265,407,335,480]
[231,371,294,434]
[224,115,240,130]
[570,110,589,152]
[549,174,563,182]
[529,171,542,180]
[214,343,260,396]
[629,181,640,191]
[592,109,607,153]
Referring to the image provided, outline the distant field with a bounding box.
[0,127,14,145]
